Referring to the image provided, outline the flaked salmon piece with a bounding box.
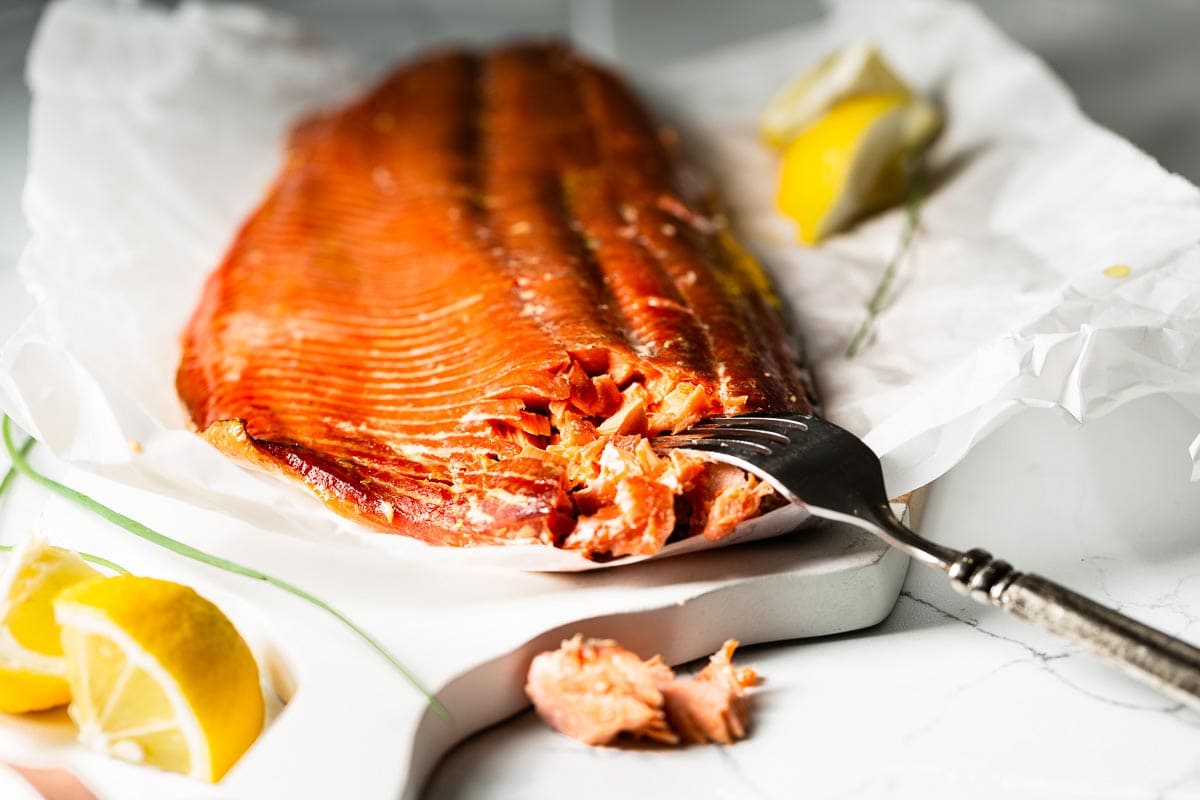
[687,463,778,541]
[524,635,677,745]
[661,639,757,745]
[526,636,757,746]
[176,43,816,558]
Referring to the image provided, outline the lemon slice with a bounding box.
[759,41,912,148]
[776,92,940,244]
[54,576,264,782]
[0,535,101,713]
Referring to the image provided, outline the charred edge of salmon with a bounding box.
[199,419,575,547]
[176,43,817,560]
[201,420,405,533]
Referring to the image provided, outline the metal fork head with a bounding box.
[652,412,960,570]
[651,413,892,513]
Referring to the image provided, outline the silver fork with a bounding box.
[653,412,1200,709]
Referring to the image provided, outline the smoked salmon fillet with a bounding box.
[177,44,815,559]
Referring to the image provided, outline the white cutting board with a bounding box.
[0,455,911,799]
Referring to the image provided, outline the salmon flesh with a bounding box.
[176,44,815,559]
[525,635,757,745]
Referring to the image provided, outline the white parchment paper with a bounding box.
[2,0,1198,570]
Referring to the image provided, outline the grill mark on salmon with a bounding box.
[177,44,815,558]
[575,64,792,411]
[481,46,644,381]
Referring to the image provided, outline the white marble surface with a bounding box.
[2,2,1200,799]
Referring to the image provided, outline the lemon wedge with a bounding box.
[776,92,940,244]
[54,575,264,782]
[759,41,912,148]
[0,535,101,713]
[762,40,941,244]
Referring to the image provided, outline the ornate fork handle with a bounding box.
[864,500,1200,709]
[947,547,1200,708]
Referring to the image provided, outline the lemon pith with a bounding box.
[759,41,911,148]
[54,576,264,782]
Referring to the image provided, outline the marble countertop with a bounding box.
[2,1,1199,798]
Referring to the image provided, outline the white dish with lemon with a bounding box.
[0,537,264,783]
[0,445,909,799]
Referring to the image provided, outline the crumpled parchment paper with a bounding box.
[2,0,1198,570]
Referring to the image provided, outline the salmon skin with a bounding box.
[177,44,815,559]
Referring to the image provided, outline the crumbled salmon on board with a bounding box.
[525,635,677,745]
[526,636,757,746]
[661,639,757,744]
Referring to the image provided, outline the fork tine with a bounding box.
[661,427,792,445]
[654,413,816,456]
[650,435,774,456]
[692,415,811,431]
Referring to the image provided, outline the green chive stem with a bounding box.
[1,415,450,722]
[846,165,926,359]
[0,436,34,498]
